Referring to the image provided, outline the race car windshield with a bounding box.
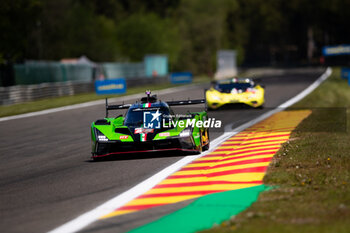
[124,107,171,126]
[216,83,253,92]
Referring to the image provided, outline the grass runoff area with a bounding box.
[201,68,350,233]
[0,76,209,118]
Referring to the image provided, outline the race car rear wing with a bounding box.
[166,99,205,106]
[105,98,131,117]
[105,96,206,117]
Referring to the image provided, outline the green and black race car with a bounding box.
[91,91,210,159]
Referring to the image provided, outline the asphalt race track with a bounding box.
[0,69,324,233]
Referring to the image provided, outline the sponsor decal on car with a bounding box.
[140,133,147,142]
[134,128,143,134]
[134,128,154,134]
[119,135,129,139]
[143,109,162,129]
[163,118,222,128]
[159,132,170,137]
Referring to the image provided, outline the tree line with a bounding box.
[1,0,350,74]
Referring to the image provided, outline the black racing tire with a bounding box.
[92,156,101,162]
[257,104,265,109]
[195,133,203,154]
[202,142,210,151]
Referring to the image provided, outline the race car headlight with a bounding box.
[248,94,257,99]
[98,135,108,141]
[211,95,222,101]
[95,129,108,142]
[179,128,191,137]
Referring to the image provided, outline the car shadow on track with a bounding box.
[85,150,196,163]
[208,103,265,111]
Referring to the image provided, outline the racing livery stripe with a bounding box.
[99,110,311,219]
[140,133,147,142]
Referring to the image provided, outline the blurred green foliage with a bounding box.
[116,13,180,64]
[1,0,350,73]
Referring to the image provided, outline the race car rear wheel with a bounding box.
[92,156,103,162]
[202,141,209,151]
[202,129,210,151]
[202,143,209,151]
[194,134,203,154]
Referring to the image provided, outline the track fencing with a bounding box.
[103,62,145,79]
[10,56,168,86]
[0,56,169,105]
[0,81,94,105]
[14,62,94,85]
[0,76,168,105]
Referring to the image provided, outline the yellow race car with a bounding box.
[205,78,265,110]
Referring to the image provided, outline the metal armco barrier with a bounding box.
[0,81,94,105]
[0,76,168,105]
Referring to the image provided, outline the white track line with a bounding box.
[0,84,199,122]
[48,68,331,233]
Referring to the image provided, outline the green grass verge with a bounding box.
[200,68,350,233]
[0,76,210,118]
